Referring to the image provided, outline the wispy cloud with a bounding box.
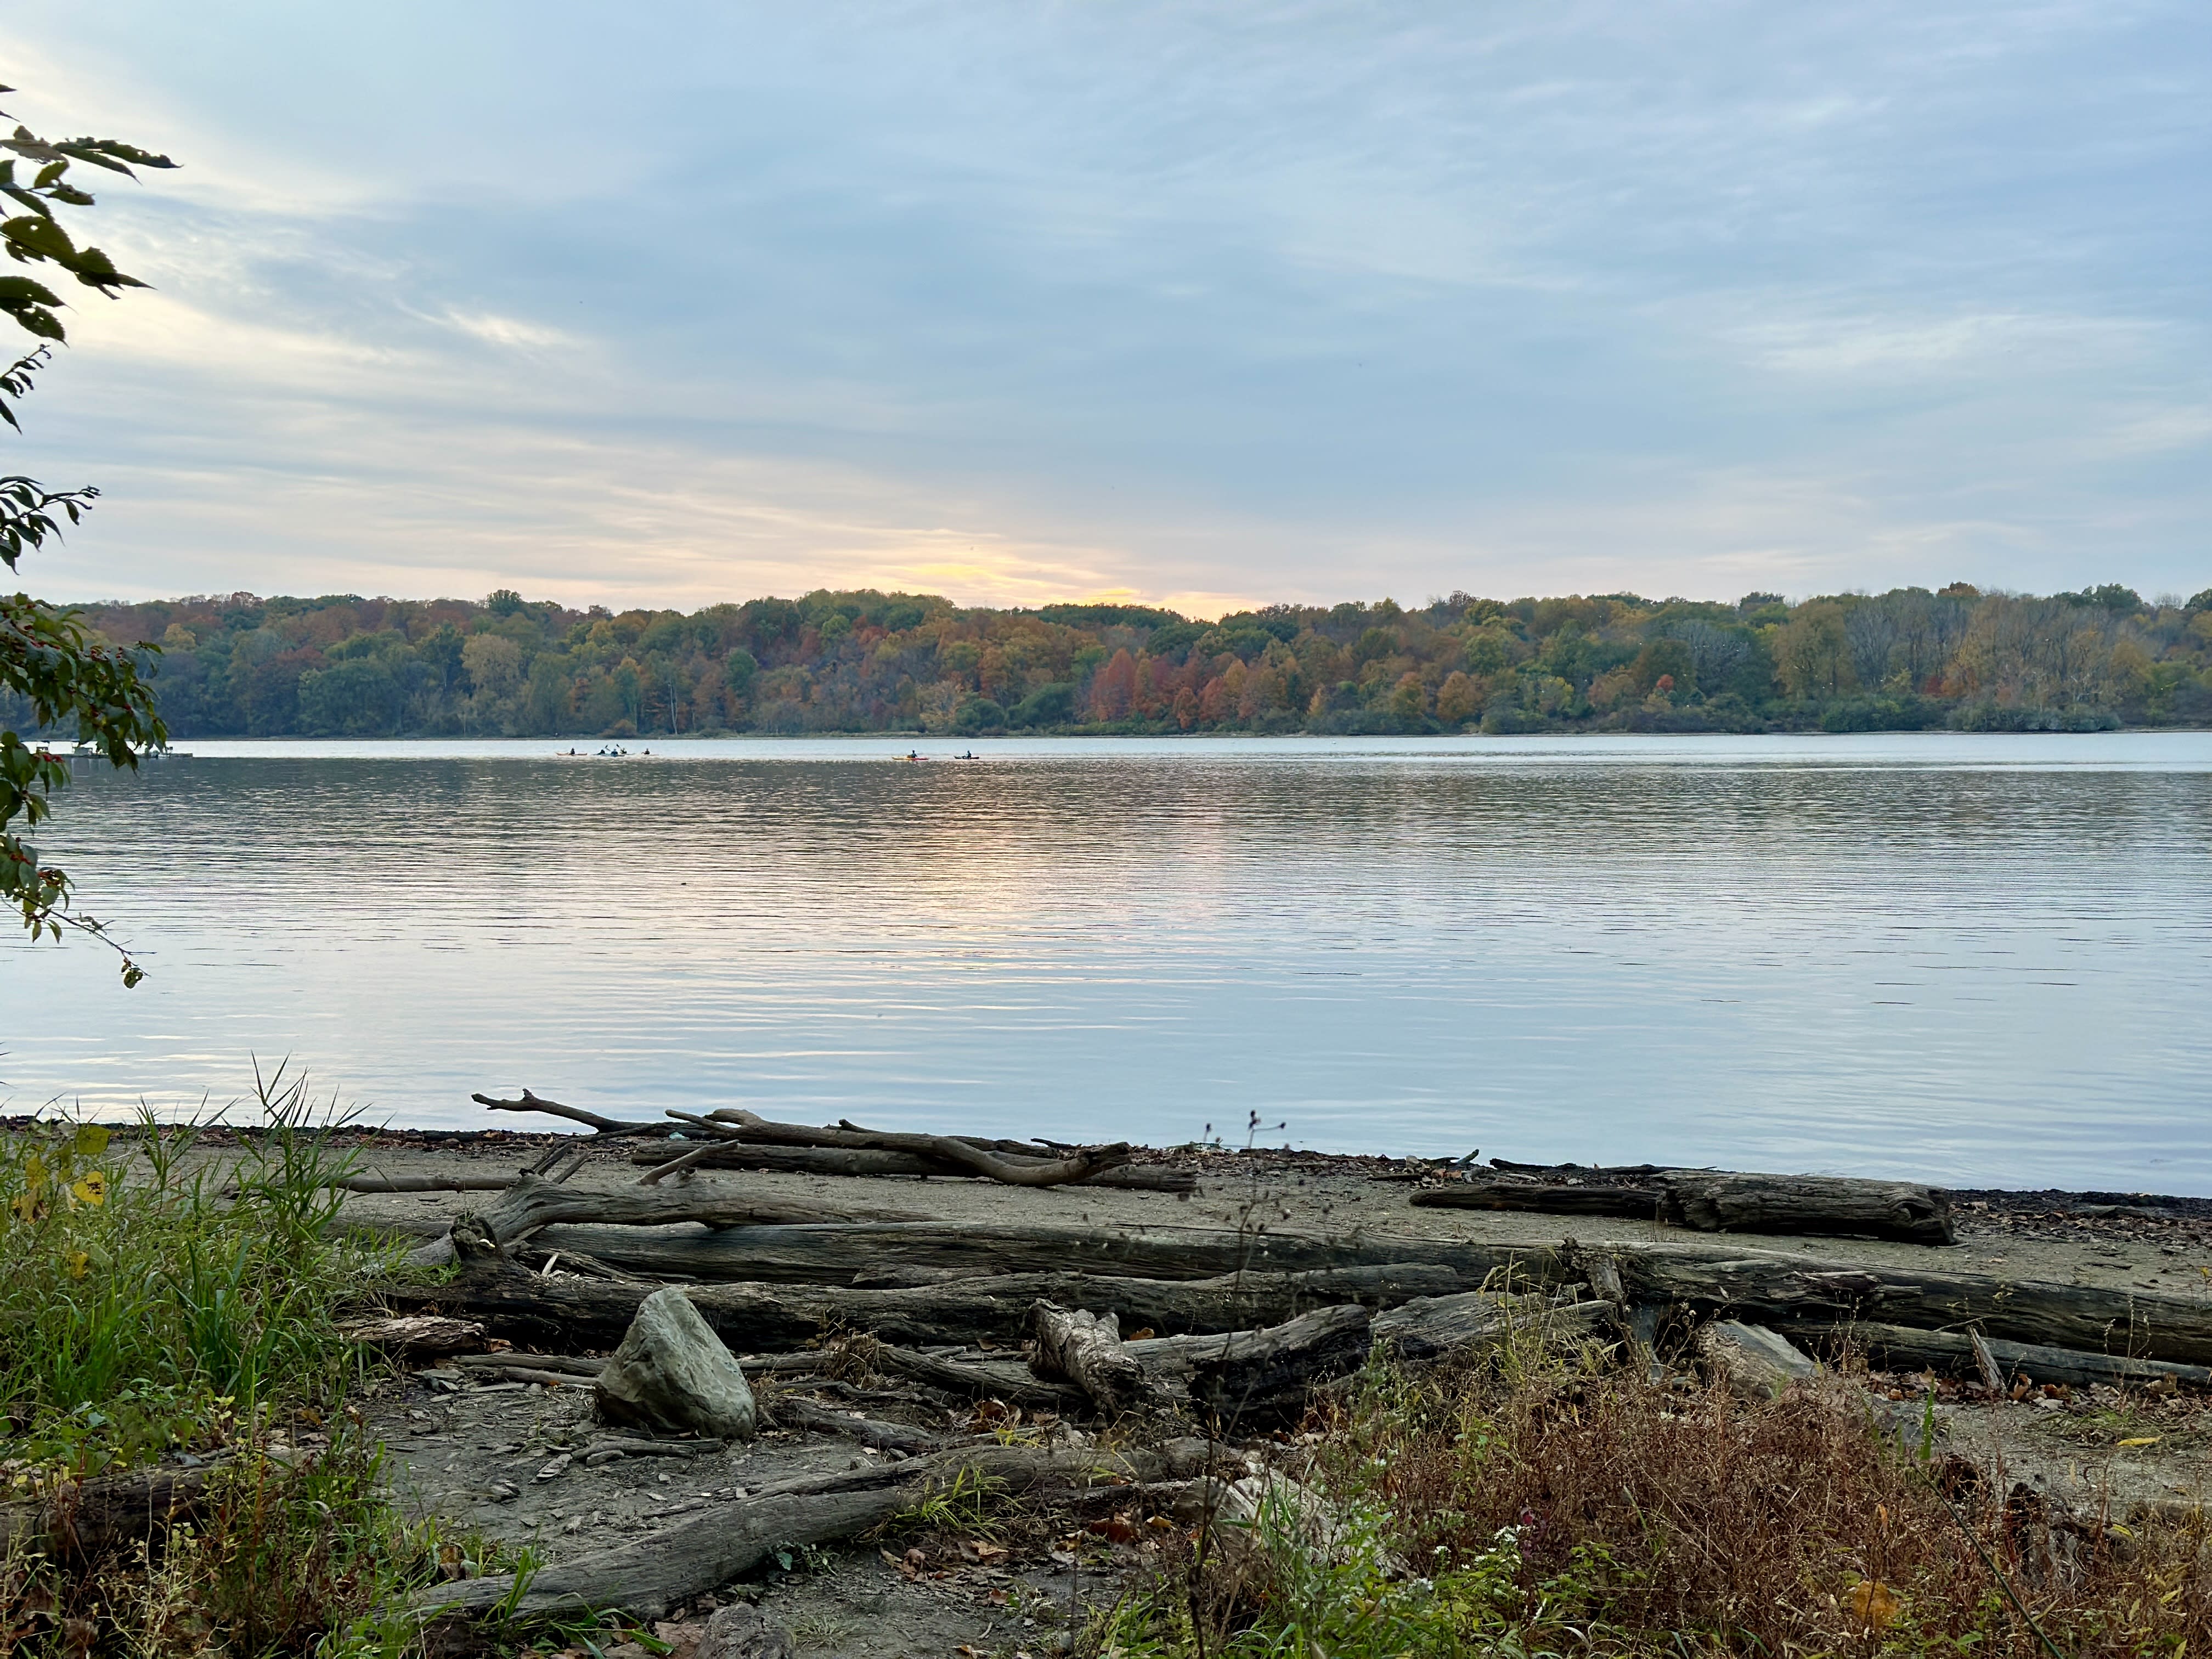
[4,0,2208,611]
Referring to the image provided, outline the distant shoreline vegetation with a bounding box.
[16,582,2212,741]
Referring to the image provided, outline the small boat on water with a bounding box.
[62,741,193,761]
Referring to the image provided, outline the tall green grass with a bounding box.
[0,1068,522,1657]
[0,1064,379,1474]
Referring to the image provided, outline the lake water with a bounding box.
[5,733,2210,1193]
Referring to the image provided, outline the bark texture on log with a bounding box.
[0,1468,208,1561]
[1030,1302,1150,1416]
[492,1217,1563,1289]
[1415,1168,1954,1245]
[1190,1304,1373,1419]
[340,1314,486,1353]
[1587,1242,2212,1367]
[388,1222,1495,1348]
[1662,1173,1953,1246]
[1782,1321,2212,1391]
[417,1442,1182,1621]
[402,1172,933,1266]
[624,1142,1197,1192]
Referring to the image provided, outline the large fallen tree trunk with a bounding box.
[1782,1320,2212,1392]
[623,1141,1197,1193]
[383,1221,1502,1347]
[416,1441,1192,1621]
[472,1217,1567,1289]
[402,1172,935,1267]
[1415,1166,1955,1245]
[0,1467,209,1561]
[1587,1242,2212,1367]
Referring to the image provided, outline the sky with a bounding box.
[3,2,2207,618]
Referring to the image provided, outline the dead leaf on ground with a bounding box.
[1086,1513,1139,1543]
[958,1538,1009,1564]
[1847,1578,1903,1629]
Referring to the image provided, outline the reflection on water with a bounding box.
[6,733,2211,1191]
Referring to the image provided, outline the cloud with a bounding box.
[4,0,2208,612]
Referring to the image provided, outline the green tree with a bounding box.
[1,90,177,984]
[1774,601,1855,700]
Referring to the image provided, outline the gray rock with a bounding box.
[695,1603,796,1659]
[594,1287,758,1441]
[1699,1319,1819,1400]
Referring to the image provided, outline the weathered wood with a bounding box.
[870,1345,1087,1409]
[1370,1290,1612,1363]
[1662,1173,1954,1246]
[449,1350,604,1376]
[339,1314,486,1353]
[0,1467,208,1561]
[1589,1242,2212,1367]
[473,1091,675,1135]
[770,1396,941,1454]
[386,1221,1496,1348]
[335,1173,519,1194]
[1413,1178,1663,1218]
[489,1217,1564,1289]
[1782,1320,2212,1392]
[1124,1291,1610,1398]
[416,1442,1181,1621]
[402,1172,933,1267]
[1192,1304,1374,1418]
[1415,1167,1954,1245]
[623,1141,1197,1193]
[695,1108,1132,1188]
[1031,1302,1151,1415]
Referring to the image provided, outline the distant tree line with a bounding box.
[10,580,2212,741]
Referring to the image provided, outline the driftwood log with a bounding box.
[692,1109,1133,1188]
[0,1467,208,1561]
[402,1172,934,1267]
[386,1218,1503,1347]
[335,1173,519,1194]
[476,1090,1193,1189]
[473,1091,676,1135]
[625,1142,1197,1193]
[416,1441,1191,1621]
[1589,1242,2212,1368]
[1119,1293,1615,1409]
[475,1217,1565,1289]
[1030,1302,1152,1416]
[1783,1321,2212,1392]
[1416,1166,1955,1245]
[769,1396,941,1455]
[868,1345,1088,1410]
